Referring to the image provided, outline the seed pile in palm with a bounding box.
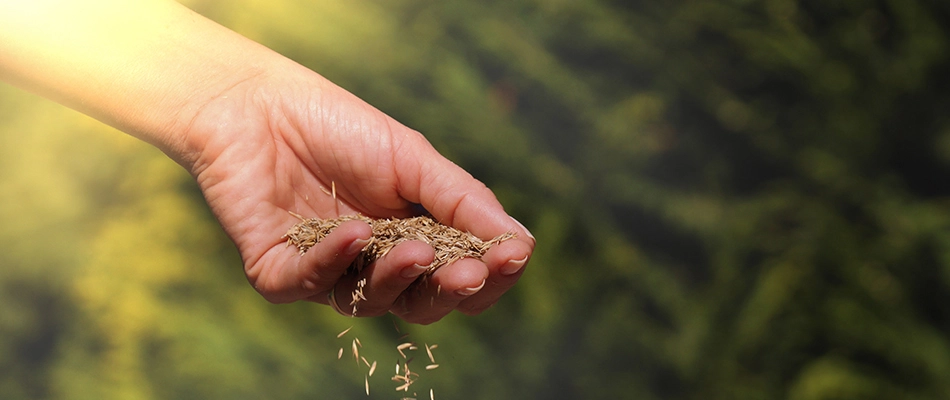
[283,214,516,276]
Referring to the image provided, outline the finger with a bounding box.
[390,258,489,325]
[255,219,372,304]
[324,240,436,317]
[390,140,520,239]
[456,238,532,315]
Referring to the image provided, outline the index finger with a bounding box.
[395,137,534,245]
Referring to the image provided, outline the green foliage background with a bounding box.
[2,0,950,398]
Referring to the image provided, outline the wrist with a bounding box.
[150,63,272,172]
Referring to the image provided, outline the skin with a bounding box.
[0,0,534,324]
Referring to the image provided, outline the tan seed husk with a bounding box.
[425,344,435,363]
[397,342,413,359]
[337,326,353,338]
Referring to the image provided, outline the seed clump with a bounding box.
[283,214,515,276]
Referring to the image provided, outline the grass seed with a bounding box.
[337,326,352,338]
[397,342,413,359]
[284,215,515,276]
[425,344,435,363]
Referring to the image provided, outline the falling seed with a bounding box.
[369,361,377,376]
[425,344,435,363]
[355,337,362,347]
[331,181,337,200]
[362,356,371,368]
[337,326,353,338]
[436,284,442,296]
[426,364,439,370]
[397,342,413,358]
[365,375,370,395]
[352,339,359,360]
[337,348,344,360]
[431,389,434,400]
[396,362,400,375]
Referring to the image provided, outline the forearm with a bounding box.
[0,0,283,163]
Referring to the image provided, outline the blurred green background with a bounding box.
[2,0,950,399]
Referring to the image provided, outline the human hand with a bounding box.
[0,0,533,324]
[173,63,535,324]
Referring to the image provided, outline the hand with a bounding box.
[0,0,533,324]
[176,63,535,324]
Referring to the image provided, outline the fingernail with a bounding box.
[500,256,529,276]
[400,263,429,279]
[455,280,486,296]
[345,238,370,257]
[511,216,535,241]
